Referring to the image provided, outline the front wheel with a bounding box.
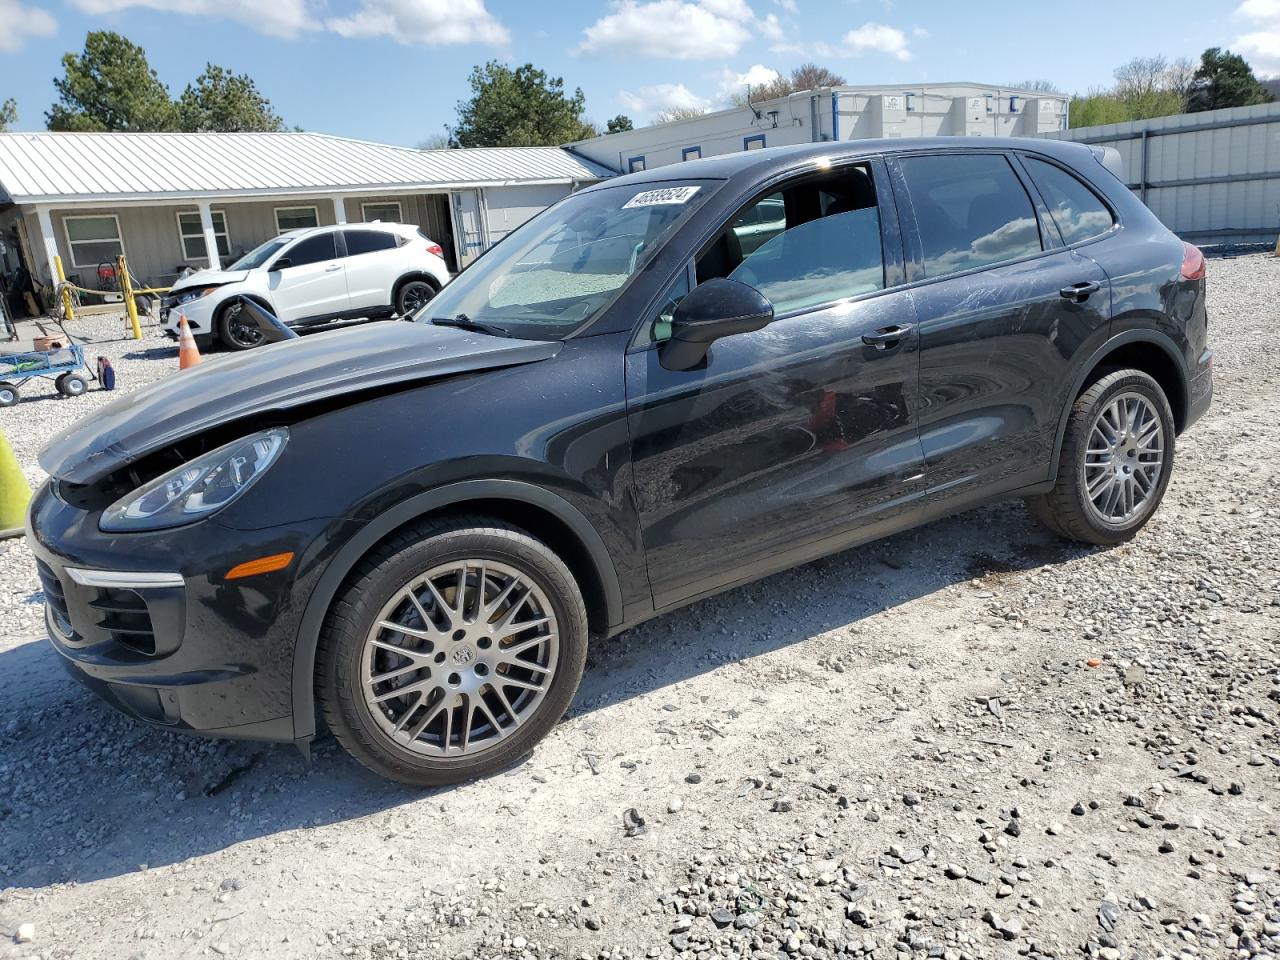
[0,382,18,407]
[316,517,588,786]
[216,300,266,351]
[55,373,88,397]
[1026,368,1175,545]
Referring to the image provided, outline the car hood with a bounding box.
[40,322,562,485]
[169,267,251,292]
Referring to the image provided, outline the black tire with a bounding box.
[394,279,437,318]
[1026,368,1175,546]
[316,515,589,787]
[55,373,88,397]
[0,382,17,407]
[216,300,265,351]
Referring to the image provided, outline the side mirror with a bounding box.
[235,296,299,343]
[660,277,773,371]
[271,257,293,271]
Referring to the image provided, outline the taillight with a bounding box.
[1181,242,1205,281]
[425,243,444,257]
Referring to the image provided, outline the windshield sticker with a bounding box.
[622,186,701,209]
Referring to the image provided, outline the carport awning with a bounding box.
[0,132,614,204]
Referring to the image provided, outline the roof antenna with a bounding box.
[744,84,764,121]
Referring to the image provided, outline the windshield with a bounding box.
[418,181,714,340]
[229,236,291,270]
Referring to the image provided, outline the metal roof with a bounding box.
[0,132,614,205]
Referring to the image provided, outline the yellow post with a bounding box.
[117,254,143,340]
[0,428,32,540]
[53,254,74,322]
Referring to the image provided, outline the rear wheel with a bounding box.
[1026,368,1174,545]
[0,382,17,407]
[316,516,588,786]
[217,300,265,351]
[55,373,88,397]
[395,280,436,318]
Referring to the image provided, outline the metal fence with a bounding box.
[1040,101,1280,246]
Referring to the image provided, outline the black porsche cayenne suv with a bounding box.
[29,138,1212,785]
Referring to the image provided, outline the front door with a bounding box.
[626,161,926,608]
[890,151,1113,497]
[268,231,350,323]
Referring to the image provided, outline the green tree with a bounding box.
[605,114,633,134]
[449,62,594,147]
[177,64,285,132]
[46,31,178,131]
[0,99,16,132]
[1185,47,1273,112]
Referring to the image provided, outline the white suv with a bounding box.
[160,222,451,349]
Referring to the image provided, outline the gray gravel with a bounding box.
[1,255,1278,960]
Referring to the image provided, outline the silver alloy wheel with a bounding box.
[1081,391,1165,526]
[360,559,559,758]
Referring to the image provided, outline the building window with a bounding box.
[743,134,766,150]
[628,156,646,173]
[176,210,230,263]
[275,206,319,234]
[63,214,124,269]
[361,200,402,223]
[985,93,994,113]
[904,92,915,112]
[682,146,702,161]
[1009,95,1020,113]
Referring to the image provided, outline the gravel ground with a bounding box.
[0,256,1277,960]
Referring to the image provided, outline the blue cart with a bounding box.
[0,331,96,407]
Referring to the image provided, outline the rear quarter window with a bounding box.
[898,153,1042,279]
[1022,155,1115,245]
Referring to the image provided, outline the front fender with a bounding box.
[287,478,625,741]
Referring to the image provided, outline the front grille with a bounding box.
[89,588,157,656]
[35,559,74,640]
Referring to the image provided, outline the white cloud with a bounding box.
[912,26,929,38]
[0,0,56,52]
[1234,0,1280,76]
[843,21,911,61]
[326,0,509,45]
[711,62,779,102]
[71,0,312,38]
[579,0,780,60]
[773,0,797,10]
[618,82,709,115]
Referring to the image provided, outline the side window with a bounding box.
[638,268,692,345]
[1022,156,1115,245]
[280,232,336,268]
[898,153,1042,278]
[343,230,397,256]
[696,165,885,314]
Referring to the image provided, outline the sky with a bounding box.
[1,0,1277,147]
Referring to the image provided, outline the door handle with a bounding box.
[324,263,342,272]
[1059,280,1101,302]
[862,323,914,349]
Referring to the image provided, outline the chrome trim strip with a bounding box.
[65,568,184,589]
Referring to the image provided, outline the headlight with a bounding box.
[176,286,219,305]
[100,428,288,532]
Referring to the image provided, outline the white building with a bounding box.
[570,82,1069,173]
[0,131,612,309]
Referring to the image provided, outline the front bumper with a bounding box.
[27,480,348,742]
[159,293,217,337]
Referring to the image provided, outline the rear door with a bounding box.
[626,159,927,608]
[341,228,401,311]
[889,150,1112,499]
[267,231,350,323]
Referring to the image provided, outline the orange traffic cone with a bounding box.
[178,314,202,370]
